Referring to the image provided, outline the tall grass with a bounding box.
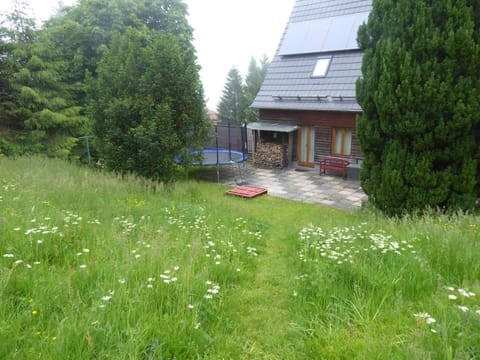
[1,157,479,359]
[292,213,480,358]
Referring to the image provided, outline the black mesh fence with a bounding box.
[204,122,248,157]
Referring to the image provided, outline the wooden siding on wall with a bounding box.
[350,127,362,160]
[315,126,331,163]
[260,109,356,127]
[259,109,363,162]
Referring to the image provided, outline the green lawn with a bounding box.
[1,157,479,359]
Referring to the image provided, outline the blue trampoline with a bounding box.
[177,122,249,183]
[177,122,248,167]
[189,149,247,166]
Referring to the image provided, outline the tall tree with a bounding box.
[217,67,246,124]
[356,0,480,216]
[41,0,193,102]
[0,0,195,160]
[244,55,269,123]
[0,19,18,155]
[0,1,38,155]
[13,46,88,157]
[466,0,480,194]
[1,1,91,157]
[90,28,208,181]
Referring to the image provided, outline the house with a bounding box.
[250,0,371,172]
[206,108,219,122]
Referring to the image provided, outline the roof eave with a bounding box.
[251,101,362,113]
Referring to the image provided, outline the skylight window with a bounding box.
[312,57,331,77]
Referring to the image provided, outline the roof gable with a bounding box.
[252,0,372,112]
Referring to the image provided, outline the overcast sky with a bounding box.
[0,0,295,110]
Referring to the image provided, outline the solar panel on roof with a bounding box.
[278,11,369,56]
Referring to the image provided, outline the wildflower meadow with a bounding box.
[1,157,479,359]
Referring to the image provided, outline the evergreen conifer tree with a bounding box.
[217,67,246,124]
[357,0,480,215]
[0,24,19,155]
[0,2,36,155]
[244,55,269,124]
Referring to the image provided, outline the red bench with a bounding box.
[319,157,350,179]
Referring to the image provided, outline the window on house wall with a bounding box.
[312,57,331,77]
[332,128,352,156]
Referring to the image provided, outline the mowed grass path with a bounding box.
[165,193,315,357]
[239,219,295,354]
[1,157,479,359]
[206,192,350,357]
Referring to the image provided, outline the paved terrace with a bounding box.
[194,164,368,212]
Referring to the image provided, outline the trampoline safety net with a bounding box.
[195,122,248,166]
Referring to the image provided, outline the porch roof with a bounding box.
[247,122,298,133]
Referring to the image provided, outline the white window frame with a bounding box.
[331,127,352,156]
[312,57,332,77]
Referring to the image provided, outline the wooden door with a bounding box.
[297,127,315,167]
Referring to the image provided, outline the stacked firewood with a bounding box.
[254,141,286,168]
